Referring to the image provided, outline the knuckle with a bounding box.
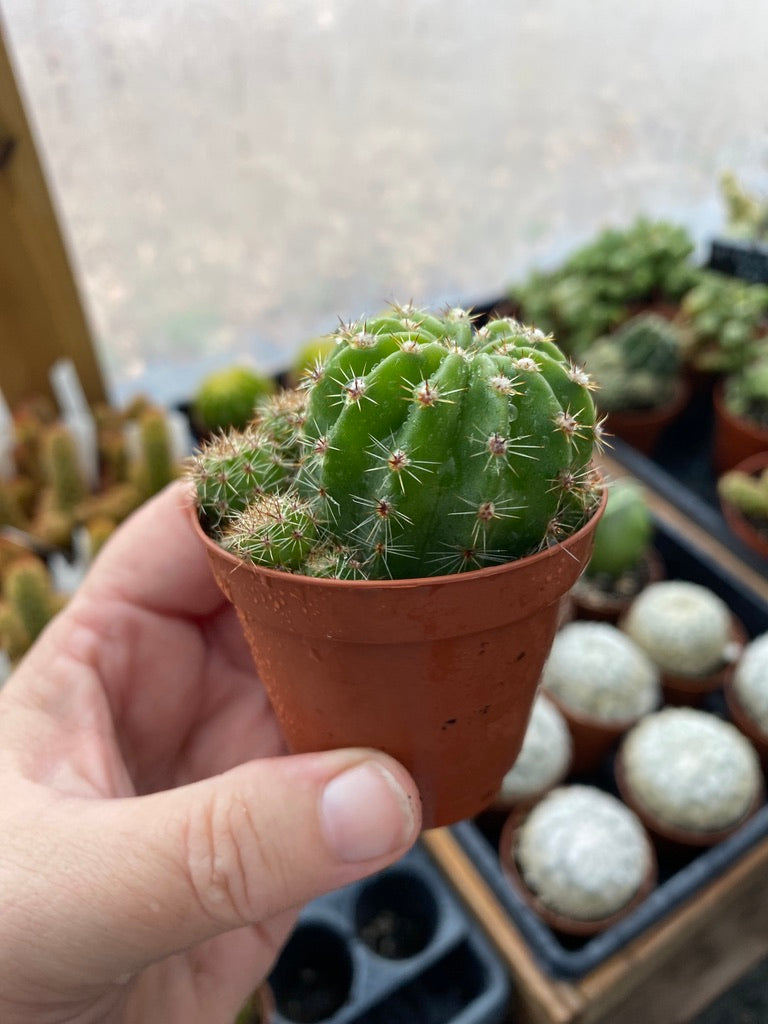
[182,788,280,926]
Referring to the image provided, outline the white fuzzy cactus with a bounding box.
[623,581,738,677]
[498,694,572,803]
[541,621,660,722]
[620,708,761,832]
[515,785,652,921]
[732,632,768,733]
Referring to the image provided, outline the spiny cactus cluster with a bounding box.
[584,313,682,413]
[190,305,604,580]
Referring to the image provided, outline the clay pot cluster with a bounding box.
[494,576,768,939]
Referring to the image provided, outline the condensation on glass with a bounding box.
[4,1,768,403]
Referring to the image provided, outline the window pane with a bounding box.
[4,1,767,404]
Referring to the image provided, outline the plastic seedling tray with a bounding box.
[268,842,510,1024]
[707,237,768,285]
[450,512,768,981]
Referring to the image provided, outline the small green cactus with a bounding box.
[131,409,179,499]
[42,423,88,515]
[717,465,768,521]
[2,555,59,648]
[584,314,682,413]
[288,334,337,388]
[190,305,604,580]
[586,478,653,578]
[678,271,768,374]
[192,365,276,433]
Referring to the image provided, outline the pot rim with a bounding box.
[190,472,607,591]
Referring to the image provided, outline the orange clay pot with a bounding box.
[713,381,768,475]
[498,807,657,937]
[192,493,605,829]
[603,376,692,457]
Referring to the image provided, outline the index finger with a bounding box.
[79,480,228,619]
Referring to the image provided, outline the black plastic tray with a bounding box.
[267,842,510,1024]
[707,237,768,285]
[450,512,768,980]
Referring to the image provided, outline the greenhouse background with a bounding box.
[4,0,768,404]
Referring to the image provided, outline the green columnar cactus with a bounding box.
[132,409,177,498]
[2,556,59,645]
[193,306,603,580]
[679,272,768,374]
[42,424,88,514]
[586,478,653,578]
[584,314,682,412]
[192,365,276,433]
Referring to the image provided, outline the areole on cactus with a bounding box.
[190,305,604,580]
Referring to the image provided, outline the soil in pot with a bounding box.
[192,488,605,830]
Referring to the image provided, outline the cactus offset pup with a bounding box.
[190,306,603,580]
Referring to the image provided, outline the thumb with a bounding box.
[47,748,421,982]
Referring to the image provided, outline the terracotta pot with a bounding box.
[603,376,692,456]
[713,381,768,475]
[724,674,768,770]
[719,451,768,560]
[571,547,666,625]
[192,494,606,829]
[544,691,645,777]
[498,808,657,937]
[614,749,764,851]
[655,616,748,708]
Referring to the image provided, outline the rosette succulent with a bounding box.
[189,305,604,580]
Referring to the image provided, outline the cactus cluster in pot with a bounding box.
[582,314,683,414]
[718,460,768,526]
[721,348,768,432]
[191,305,605,580]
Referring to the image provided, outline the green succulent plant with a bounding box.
[586,478,653,578]
[720,171,768,243]
[0,555,63,663]
[583,313,682,413]
[193,365,276,433]
[678,271,768,374]
[718,465,768,522]
[517,218,698,357]
[190,305,604,580]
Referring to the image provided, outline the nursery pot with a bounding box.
[192,493,605,829]
[603,377,692,457]
[713,381,768,475]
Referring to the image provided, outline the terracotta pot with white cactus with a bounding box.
[188,305,606,827]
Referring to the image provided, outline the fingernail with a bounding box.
[320,761,417,862]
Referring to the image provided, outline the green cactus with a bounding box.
[722,349,768,430]
[42,423,88,514]
[678,271,768,374]
[131,409,178,498]
[717,466,768,521]
[192,306,603,580]
[517,219,698,357]
[586,478,653,578]
[192,365,276,433]
[2,555,59,645]
[584,314,682,413]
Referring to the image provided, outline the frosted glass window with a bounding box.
[4,1,767,404]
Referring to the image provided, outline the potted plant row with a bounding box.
[187,305,606,828]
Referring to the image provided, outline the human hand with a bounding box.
[0,482,421,1023]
